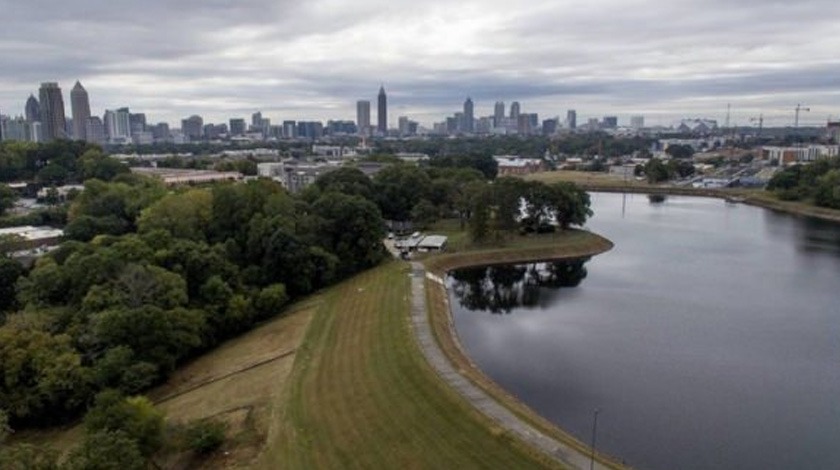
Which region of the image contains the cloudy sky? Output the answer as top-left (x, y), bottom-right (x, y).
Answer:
top-left (2, 0), bottom-right (839, 128)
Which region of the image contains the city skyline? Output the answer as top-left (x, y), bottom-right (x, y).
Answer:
top-left (1, 1), bottom-right (839, 127)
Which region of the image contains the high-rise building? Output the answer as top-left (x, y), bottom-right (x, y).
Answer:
top-left (282, 120), bottom-right (297, 139)
top-left (104, 108), bottom-right (131, 143)
top-left (251, 111), bottom-right (269, 134)
top-left (356, 100), bottom-right (371, 135)
top-left (602, 116), bottom-right (618, 129)
top-left (494, 101), bottom-right (505, 127)
top-left (151, 122), bottom-right (170, 142)
top-left (542, 118), bottom-right (558, 136)
top-left (229, 118), bottom-right (246, 136)
top-left (181, 115), bottom-right (204, 141)
top-left (38, 82), bottom-right (67, 141)
top-left (630, 115), bottom-right (645, 129)
top-left (566, 110), bottom-right (577, 129)
top-left (510, 101), bottom-right (521, 122)
top-left (129, 113), bottom-right (147, 135)
top-left (25, 94), bottom-right (40, 123)
top-left (377, 85), bottom-right (387, 134)
top-left (463, 97), bottom-right (474, 133)
top-left (85, 116), bottom-right (106, 145)
top-left (70, 81), bottom-right (91, 141)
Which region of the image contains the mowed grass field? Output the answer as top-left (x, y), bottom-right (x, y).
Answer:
top-left (263, 260), bottom-right (561, 470)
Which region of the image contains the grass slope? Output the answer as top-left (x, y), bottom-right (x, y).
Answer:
top-left (267, 260), bottom-right (560, 470)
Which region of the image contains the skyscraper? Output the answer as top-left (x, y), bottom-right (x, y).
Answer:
top-left (566, 110), bottom-right (577, 130)
top-left (104, 108), bottom-right (131, 143)
top-left (181, 115), bottom-right (204, 141)
top-left (377, 85), bottom-right (387, 134)
top-left (494, 101), bottom-right (505, 127)
top-left (25, 94), bottom-right (40, 123)
top-left (356, 100), bottom-right (371, 135)
top-left (463, 97), bottom-right (474, 133)
top-left (85, 116), bottom-right (106, 145)
top-left (229, 118), bottom-right (246, 136)
top-left (38, 82), bottom-right (67, 142)
top-left (510, 101), bottom-right (521, 122)
top-left (70, 81), bottom-right (91, 141)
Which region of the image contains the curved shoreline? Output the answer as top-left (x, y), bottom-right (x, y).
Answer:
top-left (574, 184), bottom-right (840, 224)
top-left (415, 232), bottom-right (630, 470)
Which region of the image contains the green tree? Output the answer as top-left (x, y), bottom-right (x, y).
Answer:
top-left (63, 430), bottom-right (145, 470)
top-left (311, 167), bottom-right (376, 201)
top-left (254, 283), bottom-right (289, 319)
top-left (0, 443), bottom-right (59, 470)
top-left (309, 192), bottom-right (385, 277)
top-left (0, 183), bottom-right (16, 216)
top-left (373, 165), bottom-right (432, 221)
top-left (0, 258), bottom-right (24, 314)
top-left (184, 418), bottom-right (228, 454)
top-left (410, 199), bottom-right (439, 229)
top-left (645, 158), bottom-right (671, 183)
top-left (665, 144), bottom-right (695, 159)
top-left (814, 169), bottom-right (840, 209)
top-left (551, 182), bottom-right (593, 229)
top-left (0, 326), bottom-right (91, 423)
top-left (83, 391), bottom-right (164, 457)
top-left (137, 189), bottom-right (213, 241)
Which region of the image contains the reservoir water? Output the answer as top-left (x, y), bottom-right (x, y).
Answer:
top-left (448, 193), bottom-right (840, 470)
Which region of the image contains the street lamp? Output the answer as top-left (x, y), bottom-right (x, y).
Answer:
top-left (590, 408), bottom-right (600, 470)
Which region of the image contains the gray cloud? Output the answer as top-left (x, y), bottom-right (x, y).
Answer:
top-left (1, 0), bottom-right (839, 127)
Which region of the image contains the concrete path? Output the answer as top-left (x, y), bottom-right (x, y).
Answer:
top-left (408, 261), bottom-right (614, 470)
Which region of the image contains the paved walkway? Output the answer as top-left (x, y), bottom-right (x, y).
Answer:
top-left (408, 261), bottom-right (614, 470)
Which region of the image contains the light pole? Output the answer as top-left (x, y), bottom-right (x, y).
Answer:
top-left (589, 408), bottom-right (600, 470)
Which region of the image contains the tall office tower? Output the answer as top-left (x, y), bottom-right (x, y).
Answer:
top-left (494, 101), bottom-right (505, 127)
top-left (630, 115), bottom-right (645, 129)
top-left (85, 116), bottom-right (106, 145)
top-left (282, 120), bottom-right (297, 139)
top-left (377, 85), bottom-right (387, 134)
top-left (104, 108), bottom-right (132, 142)
top-left (181, 115), bottom-right (204, 141)
top-left (151, 122), bottom-right (170, 141)
top-left (229, 118), bottom-right (246, 136)
top-left (566, 110), bottom-right (577, 129)
top-left (252, 111), bottom-right (262, 129)
top-left (510, 101), bottom-right (521, 122)
top-left (70, 81), bottom-right (91, 141)
top-left (602, 116), bottom-right (618, 128)
top-left (463, 97), bottom-right (474, 133)
top-left (129, 113), bottom-right (147, 135)
top-left (25, 94), bottom-right (41, 123)
top-left (542, 118), bottom-right (558, 136)
top-left (356, 100), bottom-right (371, 135)
top-left (38, 82), bottom-right (67, 141)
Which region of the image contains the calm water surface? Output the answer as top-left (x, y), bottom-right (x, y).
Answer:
top-left (448, 193), bottom-right (840, 470)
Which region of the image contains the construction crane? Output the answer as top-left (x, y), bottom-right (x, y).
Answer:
top-left (794, 104), bottom-right (810, 129)
top-left (750, 114), bottom-right (764, 138)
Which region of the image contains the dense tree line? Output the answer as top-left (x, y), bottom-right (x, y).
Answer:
top-left (767, 157), bottom-right (840, 208)
top-left (468, 177), bottom-right (592, 242)
top-left (0, 175), bottom-right (385, 430)
top-left (640, 158), bottom-right (696, 183)
top-left (0, 140), bottom-right (127, 185)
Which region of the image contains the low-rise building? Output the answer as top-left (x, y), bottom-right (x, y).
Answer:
top-left (494, 155), bottom-right (545, 176)
top-left (761, 145), bottom-right (840, 165)
top-left (130, 167), bottom-right (243, 185)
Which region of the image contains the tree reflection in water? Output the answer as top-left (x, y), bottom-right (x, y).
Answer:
top-left (449, 259), bottom-right (589, 314)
